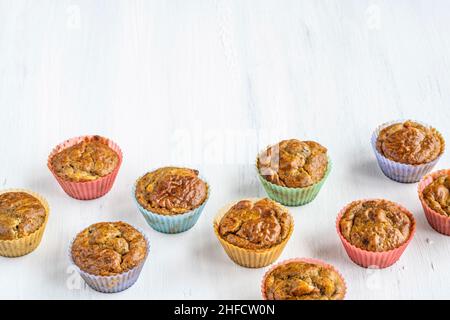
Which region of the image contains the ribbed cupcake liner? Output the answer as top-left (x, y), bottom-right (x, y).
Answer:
top-left (336, 199), bottom-right (416, 269)
top-left (260, 258), bottom-right (347, 300)
top-left (256, 158), bottom-right (332, 206)
top-left (47, 135), bottom-right (123, 200)
top-left (0, 189), bottom-right (50, 257)
top-left (68, 229), bottom-right (149, 293)
top-left (371, 120), bottom-right (445, 183)
top-left (418, 169), bottom-right (450, 236)
top-left (133, 176), bottom-right (209, 234)
top-left (213, 199), bottom-right (294, 268)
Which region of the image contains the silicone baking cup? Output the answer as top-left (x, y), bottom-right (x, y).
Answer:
top-left (133, 176), bottom-right (209, 234)
top-left (260, 258), bottom-right (347, 300)
top-left (418, 169), bottom-right (450, 236)
top-left (68, 229), bottom-right (149, 293)
top-left (336, 199), bottom-right (416, 269)
top-left (0, 189), bottom-right (50, 257)
top-left (371, 120), bottom-right (445, 183)
top-left (213, 199), bottom-right (294, 268)
top-left (47, 135), bottom-right (123, 200)
top-left (256, 157), bottom-right (332, 206)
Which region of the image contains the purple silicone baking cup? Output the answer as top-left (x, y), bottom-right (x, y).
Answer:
top-left (371, 120), bottom-right (444, 183)
top-left (68, 229), bottom-right (149, 293)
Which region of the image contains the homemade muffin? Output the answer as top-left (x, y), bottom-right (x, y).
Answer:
top-left (0, 192), bottom-right (47, 241)
top-left (339, 199), bottom-right (412, 252)
top-left (257, 139), bottom-right (328, 188)
top-left (218, 198), bottom-right (293, 250)
top-left (50, 136), bottom-right (119, 182)
top-left (135, 167), bottom-right (208, 215)
top-left (376, 120), bottom-right (443, 165)
top-left (264, 261), bottom-right (345, 300)
top-left (422, 174), bottom-right (450, 217)
top-left (71, 222), bottom-right (147, 276)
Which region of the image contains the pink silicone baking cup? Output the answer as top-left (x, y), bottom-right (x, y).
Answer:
top-left (47, 135), bottom-right (123, 200)
top-left (260, 258), bottom-right (347, 300)
top-left (336, 199), bottom-right (416, 269)
top-left (418, 169), bottom-right (450, 236)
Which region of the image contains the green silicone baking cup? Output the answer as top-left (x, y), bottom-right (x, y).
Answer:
top-left (256, 158), bottom-right (332, 206)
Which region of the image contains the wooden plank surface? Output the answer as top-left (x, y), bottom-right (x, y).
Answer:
top-left (0, 0), bottom-right (449, 299)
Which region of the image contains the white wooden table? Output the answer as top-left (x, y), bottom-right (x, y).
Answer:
top-left (0, 0), bottom-right (449, 300)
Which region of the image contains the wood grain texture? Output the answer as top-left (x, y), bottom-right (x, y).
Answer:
top-left (0, 0), bottom-right (449, 299)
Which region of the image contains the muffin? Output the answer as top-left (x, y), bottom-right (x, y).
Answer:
top-left (372, 120), bottom-right (444, 183)
top-left (262, 259), bottom-right (346, 300)
top-left (214, 198), bottom-right (294, 268)
top-left (48, 135), bottom-right (122, 200)
top-left (70, 221), bottom-right (148, 292)
top-left (418, 169), bottom-right (450, 235)
top-left (337, 199), bottom-right (416, 268)
top-left (134, 167), bottom-right (209, 233)
top-left (256, 139), bottom-right (331, 206)
top-left (376, 121), bottom-right (443, 165)
top-left (51, 136), bottom-right (119, 182)
top-left (0, 190), bottom-right (49, 257)
top-left (422, 174), bottom-right (450, 217)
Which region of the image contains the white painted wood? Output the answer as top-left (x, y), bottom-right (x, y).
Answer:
top-left (0, 0), bottom-right (449, 299)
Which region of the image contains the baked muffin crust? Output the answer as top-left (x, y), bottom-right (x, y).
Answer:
top-left (376, 120), bottom-right (443, 165)
top-left (71, 222), bottom-right (147, 276)
top-left (264, 261), bottom-right (345, 300)
top-left (257, 139), bottom-right (328, 188)
top-left (218, 198), bottom-right (292, 250)
top-left (50, 136), bottom-right (119, 182)
top-left (339, 200), bottom-right (412, 252)
top-left (423, 174), bottom-right (450, 217)
top-left (135, 167), bottom-right (208, 215)
top-left (0, 192), bottom-right (47, 241)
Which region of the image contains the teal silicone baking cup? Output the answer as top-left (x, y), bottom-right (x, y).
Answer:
top-left (256, 158), bottom-right (332, 206)
top-left (132, 178), bottom-right (209, 234)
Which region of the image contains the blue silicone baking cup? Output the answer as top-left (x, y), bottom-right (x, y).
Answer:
top-left (132, 177), bottom-right (209, 234)
top-left (68, 228), bottom-right (149, 293)
top-left (371, 120), bottom-right (445, 183)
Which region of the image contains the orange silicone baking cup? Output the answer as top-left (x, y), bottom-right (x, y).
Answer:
top-left (418, 169), bottom-right (450, 236)
top-left (336, 199), bottom-right (416, 269)
top-left (213, 198), bottom-right (294, 268)
top-left (47, 135), bottom-right (123, 200)
top-left (0, 189), bottom-right (50, 257)
top-left (260, 258), bottom-right (347, 300)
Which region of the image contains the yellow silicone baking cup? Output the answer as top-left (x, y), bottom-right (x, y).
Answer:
top-left (0, 189), bottom-right (50, 257)
top-left (213, 198), bottom-right (294, 268)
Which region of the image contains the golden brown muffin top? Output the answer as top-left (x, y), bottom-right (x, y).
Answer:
top-left (50, 136), bottom-right (119, 182)
top-left (71, 222), bottom-right (147, 276)
top-left (376, 120), bottom-right (443, 165)
top-left (135, 167), bottom-right (208, 215)
top-left (0, 192), bottom-right (47, 241)
top-left (340, 200), bottom-right (412, 252)
top-left (264, 261), bottom-right (345, 300)
top-left (423, 174), bottom-right (450, 217)
top-left (257, 139), bottom-right (328, 188)
top-left (218, 198), bottom-right (293, 250)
